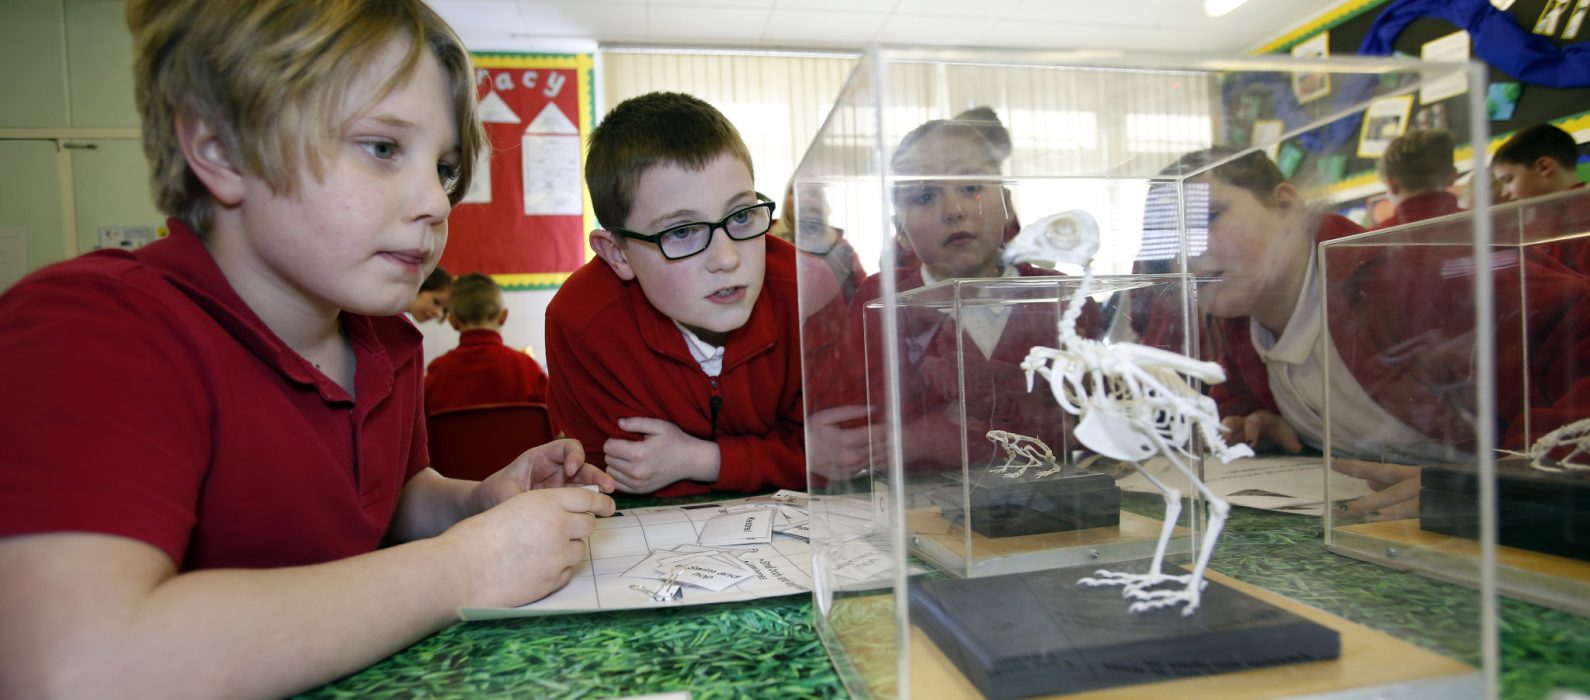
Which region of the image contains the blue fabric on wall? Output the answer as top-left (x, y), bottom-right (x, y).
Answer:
top-left (1361, 0), bottom-right (1590, 88)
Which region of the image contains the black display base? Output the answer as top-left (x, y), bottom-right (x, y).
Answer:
top-left (1419, 461), bottom-right (1589, 561)
top-left (934, 466), bottom-right (1120, 538)
top-left (909, 562), bottom-right (1341, 700)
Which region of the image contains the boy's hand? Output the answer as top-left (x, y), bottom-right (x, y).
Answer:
top-left (444, 488), bottom-right (614, 608)
top-left (807, 405), bottom-right (876, 481)
top-left (1222, 409), bottom-right (1303, 454)
top-left (1332, 459), bottom-right (1421, 521)
top-left (470, 438), bottom-right (616, 514)
top-left (604, 417), bottom-right (719, 493)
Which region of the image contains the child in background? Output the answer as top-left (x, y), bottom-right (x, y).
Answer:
top-left (839, 107), bottom-right (1087, 476)
top-left (407, 264), bottom-right (453, 322)
top-left (425, 272), bottom-right (549, 414)
top-left (1491, 123), bottom-right (1585, 203)
top-left (1374, 129), bottom-right (1461, 228)
top-left (1188, 148), bottom-right (1589, 520)
top-left (545, 92), bottom-right (805, 497)
top-left (1490, 123), bottom-right (1590, 273)
top-left (0, 2), bottom-right (614, 697)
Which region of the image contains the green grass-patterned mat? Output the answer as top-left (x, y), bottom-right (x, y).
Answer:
top-left (299, 498), bottom-right (1588, 700)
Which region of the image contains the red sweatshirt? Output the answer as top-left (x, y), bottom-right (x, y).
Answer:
top-left (424, 328), bottom-right (549, 415)
top-left (545, 236), bottom-right (805, 497)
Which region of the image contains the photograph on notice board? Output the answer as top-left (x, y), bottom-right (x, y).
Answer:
top-left (1357, 95), bottom-right (1414, 158)
top-left (1533, 0), bottom-right (1574, 35)
top-left (1487, 82), bottom-right (1523, 121)
top-left (1291, 33), bottom-right (1332, 104)
top-left (1414, 103), bottom-right (1450, 131)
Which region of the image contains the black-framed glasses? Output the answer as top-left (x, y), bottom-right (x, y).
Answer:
top-left (612, 193), bottom-right (776, 260)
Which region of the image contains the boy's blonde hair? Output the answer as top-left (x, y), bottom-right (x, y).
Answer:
top-left (129, 0), bottom-right (485, 233)
top-left (447, 272), bottom-right (504, 327)
top-left (585, 92), bottom-right (753, 231)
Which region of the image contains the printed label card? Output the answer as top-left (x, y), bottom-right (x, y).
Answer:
top-left (697, 508), bottom-right (774, 546)
top-left (673, 558), bottom-right (757, 592)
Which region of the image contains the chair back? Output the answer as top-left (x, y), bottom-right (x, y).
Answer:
top-left (426, 402), bottom-right (554, 481)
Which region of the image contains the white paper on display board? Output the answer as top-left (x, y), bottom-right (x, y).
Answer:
top-left (1419, 31), bottom-right (1471, 105)
top-left (522, 104), bottom-right (582, 216)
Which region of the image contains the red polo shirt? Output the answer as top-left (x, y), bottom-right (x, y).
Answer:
top-left (545, 236), bottom-right (805, 497)
top-left (0, 219), bottom-right (428, 570)
top-left (424, 328), bottom-right (549, 414)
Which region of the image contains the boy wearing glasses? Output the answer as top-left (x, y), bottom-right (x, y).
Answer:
top-left (545, 92), bottom-right (804, 496)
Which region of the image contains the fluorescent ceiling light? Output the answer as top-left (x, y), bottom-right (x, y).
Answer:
top-left (1204, 0), bottom-right (1249, 18)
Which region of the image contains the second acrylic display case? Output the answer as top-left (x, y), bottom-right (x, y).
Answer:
top-left (796, 46), bottom-right (1495, 699)
top-left (1323, 188), bottom-right (1590, 617)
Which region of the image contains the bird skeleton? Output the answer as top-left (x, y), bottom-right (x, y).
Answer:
top-left (1011, 210), bottom-right (1252, 616)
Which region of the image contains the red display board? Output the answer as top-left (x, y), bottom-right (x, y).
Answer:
top-left (443, 53), bottom-right (595, 290)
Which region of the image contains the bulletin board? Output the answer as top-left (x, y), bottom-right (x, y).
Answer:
top-left (1235, 0), bottom-right (1590, 203)
top-left (443, 53), bottom-right (597, 291)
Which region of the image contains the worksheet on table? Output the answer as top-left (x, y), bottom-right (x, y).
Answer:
top-left (459, 491), bottom-right (818, 620)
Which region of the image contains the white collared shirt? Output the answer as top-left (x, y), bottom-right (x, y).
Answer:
top-left (1252, 250), bottom-right (1464, 464)
top-left (675, 322), bottom-right (725, 377)
top-left (920, 265), bottom-right (1020, 360)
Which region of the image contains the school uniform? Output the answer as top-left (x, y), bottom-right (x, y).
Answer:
top-left (544, 236), bottom-right (804, 497)
top-left (1376, 190), bottom-right (1462, 229)
top-left (1527, 182), bottom-right (1590, 274)
top-left (424, 328), bottom-right (549, 414)
top-left (0, 219), bottom-right (427, 569)
top-left (1213, 213), bottom-right (1590, 460)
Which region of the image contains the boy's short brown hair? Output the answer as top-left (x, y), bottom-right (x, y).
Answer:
top-left (1378, 129), bottom-right (1456, 193)
top-left (129, 0), bottom-right (485, 233)
top-left (447, 273), bottom-right (503, 326)
top-left (585, 92), bottom-right (754, 231)
top-left (1493, 123), bottom-right (1579, 170)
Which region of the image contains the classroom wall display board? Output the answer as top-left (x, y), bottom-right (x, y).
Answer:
top-left (1244, 0), bottom-right (1590, 218)
top-left (443, 53), bottom-right (596, 291)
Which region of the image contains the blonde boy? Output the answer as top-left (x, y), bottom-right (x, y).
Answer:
top-left (0, 1), bottom-right (613, 697)
top-left (546, 92), bottom-right (805, 497)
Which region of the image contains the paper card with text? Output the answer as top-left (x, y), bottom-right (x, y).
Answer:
top-left (697, 509), bottom-right (774, 546)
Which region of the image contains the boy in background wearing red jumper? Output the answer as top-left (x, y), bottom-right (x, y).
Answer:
top-left (546, 92), bottom-right (805, 497)
top-left (1374, 129), bottom-right (1462, 229)
top-left (425, 272), bottom-right (549, 414)
top-left (0, 2), bottom-right (613, 698)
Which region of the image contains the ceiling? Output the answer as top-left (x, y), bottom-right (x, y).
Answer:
top-left (433, 0), bottom-right (1330, 55)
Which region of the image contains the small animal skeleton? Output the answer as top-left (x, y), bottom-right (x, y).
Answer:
top-left (1011, 210), bottom-right (1252, 616)
top-left (1510, 417), bottom-right (1590, 473)
top-left (985, 429), bottom-right (1063, 479)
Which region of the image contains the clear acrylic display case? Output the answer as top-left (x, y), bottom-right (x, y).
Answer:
top-left (796, 46), bottom-right (1494, 699)
top-left (1323, 187), bottom-right (1590, 617)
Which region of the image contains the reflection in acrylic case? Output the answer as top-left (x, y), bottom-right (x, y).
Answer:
top-left (1323, 187), bottom-right (1590, 618)
top-left (796, 47), bottom-right (1493, 700)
